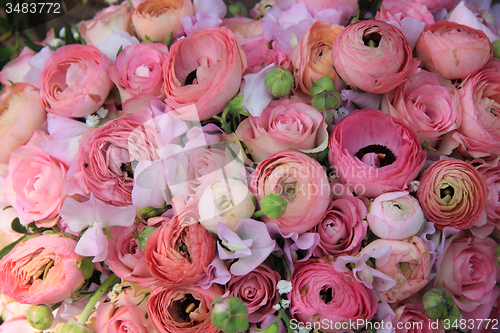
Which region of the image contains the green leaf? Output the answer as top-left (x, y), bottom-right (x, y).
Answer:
top-left (0, 46), bottom-right (15, 63)
top-left (116, 45), bottom-right (123, 58)
top-left (2, 205), bottom-right (12, 211)
top-left (11, 218), bottom-right (29, 234)
top-left (77, 256), bottom-right (95, 279)
top-left (27, 222), bottom-right (47, 233)
top-left (144, 35), bottom-right (155, 42)
top-left (102, 227), bottom-right (114, 241)
top-left (163, 31), bottom-right (173, 47)
top-left (0, 235), bottom-right (27, 260)
top-left (24, 40), bottom-right (43, 52)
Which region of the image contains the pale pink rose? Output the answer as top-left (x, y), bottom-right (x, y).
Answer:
top-left (249, 150), bottom-right (331, 234)
top-left (328, 109), bottom-right (427, 198)
top-left (236, 100), bottom-right (328, 162)
top-left (3, 131), bottom-right (66, 227)
top-left (39, 44), bottom-right (113, 118)
top-left (105, 227), bottom-right (157, 288)
top-left (290, 260), bottom-right (378, 332)
top-left (361, 236), bottom-right (431, 303)
top-left (297, 0), bottom-right (359, 14)
top-left (412, 0), bottom-right (458, 11)
top-left (148, 284), bottom-right (223, 333)
top-left (290, 21), bottom-right (344, 96)
top-left (471, 157), bottom-right (500, 230)
top-left (436, 234), bottom-right (498, 312)
top-left (331, 20), bottom-right (420, 94)
top-left (0, 234), bottom-right (87, 304)
top-left (163, 27), bottom-right (246, 121)
top-left (376, 0), bottom-right (435, 25)
top-left (78, 1), bottom-right (133, 46)
top-left (0, 47), bottom-right (36, 86)
top-left (460, 286), bottom-right (500, 333)
top-left (455, 61), bottom-right (500, 158)
top-left (415, 21), bottom-right (492, 80)
top-left (108, 43), bottom-right (168, 103)
top-left (392, 300), bottom-right (445, 333)
top-left (240, 37), bottom-right (290, 75)
top-left (368, 192), bottom-right (425, 240)
top-left (226, 263), bottom-right (280, 323)
top-left (221, 17), bottom-right (264, 39)
top-left (380, 70), bottom-right (460, 155)
top-left (95, 302), bottom-right (149, 333)
top-left (132, 0), bottom-right (194, 42)
top-left (0, 83), bottom-right (46, 164)
top-left (447, 1), bottom-right (500, 42)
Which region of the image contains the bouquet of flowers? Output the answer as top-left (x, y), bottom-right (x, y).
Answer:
top-left (0, 0), bottom-right (499, 332)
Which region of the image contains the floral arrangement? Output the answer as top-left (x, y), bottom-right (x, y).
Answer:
top-left (0, 0), bottom-right (500, 332)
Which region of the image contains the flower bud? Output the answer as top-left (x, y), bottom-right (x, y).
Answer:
top-left (496, 243), bottom-right (500, 266)
top-left (312, 91), bottom-right (342, 111)
top-left (263, 323), bottom-right (279, 333)
top-left (309, 76), bottom-right (336, 96)
top-left (228, 2), bottom-right (249, 17)
top-left (211, 296), bottom-right (249, 333)
top-left (27, 305), bottom-right (54, 330)
top-left (60, 322), bottom-right (95, 333)
top-left (260, 193), bottom-right (287, 219)
top-left (422, 288), bottom-right (459, 321)
top-left (138, 227), bottom-right (156, 251)
top-left (265, 67), bottom-right (294, 97)
top-left (493, 39), bottom-right (500, 59)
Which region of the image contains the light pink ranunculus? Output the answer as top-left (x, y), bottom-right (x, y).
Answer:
top-left (108, 43), bottom-right (168, 103)
top-left (95, 302), bottom-right (149, 333)
top-left (436, 234), bottom-right (498, 312)
top-left (78, 1), bottom-right (133, 46)
top-left (447, 1), bottom-right (500, 43)
top-left (415, 21), bottom-right (492, 80)
top-left (392, 300), bottom-right (445, 333)
top-left (240, 37), bottom-right (290, 75)
top-left (132, 0), bottom-right (194, 42)
top-left (0, 83), bottom-right (46, 164)
top-left (289, 260), bottom-right (378, 332)
top-left (328, 109), bottom-right (426, 198)
top-left (0, 47), bottom-right (36, 86)
top-left (368, 191), bottom-right (425, 240)
top-left (375, 0), bottom-right (435, 25)
top-left (249, 150), bottom-right (331, 234)
top-left (236, 99), bottom-right (328, 162)
top-left (0, 234), bottom-right (87, 304)
top-left (297, 0), bottom-right (359, 14)
top-left (331, 20), bottom-right (419, 94)
top-left (163, 27), bottom-right (246, 121)
top-left (39, 44), bottom-right (113, 118)
top-left (471, 157), bottom-right (500, 230)
top-left (361, 237), bottom-right (431, 303)
top-left (221, 17), bottom-right (264, 40)
top-left (412, 0), bottom-right (458, 11)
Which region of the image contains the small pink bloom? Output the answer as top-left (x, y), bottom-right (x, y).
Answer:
top-left (0, 47), bottom-right (36, 86)
top-left (392, 300), bottom-right (445, 333)
top-left (376, 0), bottom-right (435, 25)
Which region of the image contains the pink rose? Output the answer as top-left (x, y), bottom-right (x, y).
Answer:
top-left (108, 43), bottom-right (168, 103)
top-left (132, 0), bottom-right (194, 42)
top-left (148, 284), bottom-right (223, 333)
top-left (3, 131), bottom-right (66, 227)
top-left (95, 302), bottom-right (150, 333)
top-left (39, 44), bottom-right (113, 118)
top-left (249, 150), bottom-right (331, 234)
top-left (460, 286), bottom-right (499, 333)
top-left (0, 317), bottom-right (35, 333)
top-left (392, 300), bottom-right (445, 333)
top-left (328, 109), bottom-right (426, 198)
top-left (361, 237), bottom-right (431, 303)
top-left (415, 21), bottom-right (492, 80)
top-left (471, 157), bottom-right (500, 230)
top-left (163, 27), bottom-right (246, 121)
top-left (412, 0), bottom-right (458, 11)
top-left (0, 234), bottom-right (87, 304)
top-left (221, 17), bottom-right (264, 40)
top-left (436, 234), bottom-right (498, 312)
top-left (0, 47), bottom-right (36, 86)
top-left (331, 20), bottom-right (419, 94)
top-left (78, 2), bottom-right (133, 46)
top-left (416, 158), bottom-right (487, 230)
top-left (381, 70), bottom-right (460, 155)
top-left (236, 99), bottom-right (329, 162)
top-left (226, 263), bottom-right (280, 323)
top-left (289, 260), bottom-right (378, 332)
top-left (375, 0), bottom-right (435, 25)
top-left (0, 83), bottom-right (46, 164)
top-left (297, 0), bottom-right (359, 14)
top-left (240, 37), bottom-right (290, 75)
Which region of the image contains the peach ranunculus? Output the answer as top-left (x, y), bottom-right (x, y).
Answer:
top-left (221, 17), bottom-right (264, 40)
top-left (3, 131), bottom-right (66, 227)
top-left (163, 27), bottom-right (247, 121)
top-left (415, 21), bottom-right (492, 80)
top-left (416, 158), bottom-right (487, 230)
top-left (236, 99), bottom-right (329, 162)
top-left (0, 83), bottom-right (46, 164)
top-left (375, 0), bottom-right (435, 25)
top-left (290, 21), bottom-right (344, 96)
top-left (147, 284), bottom-right (223, 333)
top-left (249, 150), bottom-right (331, 234)
top-left (331, 20), bottom-right (419, 94)
top-left (108, 42), bottom-right (169, 103)
top-left (132, 0), bottom-right (194, 43)
top-left (78, 1), bottom-right (133, 46)
top-left (0, 233), bottom-right (87, 304)
top-left (39, 44), bottom-right (113, 118)
top-left (360, 236), bottom-right (431, 303)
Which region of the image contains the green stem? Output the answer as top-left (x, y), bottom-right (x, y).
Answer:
top-left (77, 274), bottom-right (120, 325)
top-left (276, 293), bottom-right (293, 333)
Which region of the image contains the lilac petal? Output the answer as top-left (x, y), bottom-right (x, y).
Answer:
top-left (193, 0), bottom-right (226, 18)
top-left (132, 160), bottom-right (170, 209)
top-left (93, 197), bottom-right (136, 229)
top-left (75, 222), bottom-right (108, 263)
top-left (25, 46), bottom-right (54, 88)
top-left (195, 256), bottom-right (231, 289)
top-left (59, 196), bottom-right (96, 232)
top-left (217, 222), bottom-right (253, 260)
top-left (241, 64), bottom-right (275, 117)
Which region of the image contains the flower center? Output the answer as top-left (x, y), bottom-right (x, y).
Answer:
top-left (440, 185), bottom-right (455, 204)
top-left (185, 69), bottom-right (198, 85)
top-left (320, 286), bottom-right (333, 304)
top-left (355, 144), bottom-right (396, 167)
top-left (363, 32), bottom-right (382, 47)
top-left (176, 293), bottom-right (200, 322)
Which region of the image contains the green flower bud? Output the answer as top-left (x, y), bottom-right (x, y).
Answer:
top-left (260, 193), bottom-right (287, 219)
top-left (312, 91), bottom-right (342, 111)
top-left (60, 322), bottom-right (95, 333)
top-left (265, 67), bottom-right (294, 97)
top-left (263, 323), bottom-right (279, 333)
top-left (211, 296), bottom-right (249, 333)
top-left (309, 76), bottom-right (336, 96)
top-left (494, 39), bottom-right (500, 60)
top-left (228, 2), bottom-right (249, 17)
top-left (27, 305), bottom-right (54, 330)
top-left (422, 288), bottom-right (458, 321)
top-left (138, 227), bottom-right (156, 251)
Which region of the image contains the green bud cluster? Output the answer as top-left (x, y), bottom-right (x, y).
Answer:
top-left (265, 67), bottom-right (294, 97)
top-left (309, 76), bottom-right (342, 111)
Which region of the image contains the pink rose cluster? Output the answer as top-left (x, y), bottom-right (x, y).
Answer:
top-left (0, 0), bottom-right (500, 332)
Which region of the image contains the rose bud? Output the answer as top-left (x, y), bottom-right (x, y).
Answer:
top-left (367, 191), bottom-right (425, 240)
top-left (422, 288), bottom-right (460, 321)
top-left (26, 305), bottom-right (54, 330)
top-left (416, 21), bottom-right (492, 80)
top-left (265, 67), bottom-right (294, 97)
top-left (60, 322), bottom-right (95, 333)
top-left (211, 296), bottom-right (249, 333)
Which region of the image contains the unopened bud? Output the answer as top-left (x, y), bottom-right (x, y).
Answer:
top-left (228, 2), bottom-right (248, 17)
top-left (260, 194), bottom-right (287, 219)
top-left (312, 91), bottom-right (342, 111)
top-left (309, 76), bottom-right (335, 96)
top-left (60, 322), bottom-right (95, 333)
top-left (27, 305), bottom-right (54, 330)
top-left (211, 296), bottom-right (249, 333)
top-left (138, 227), bottom-right (156, 251)
top-left (422, 288), bottom-right (458, 321)
top-left (265, 67), bottom-right (294, 97)
top-left (263, 323), bottom-right (279, 333)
